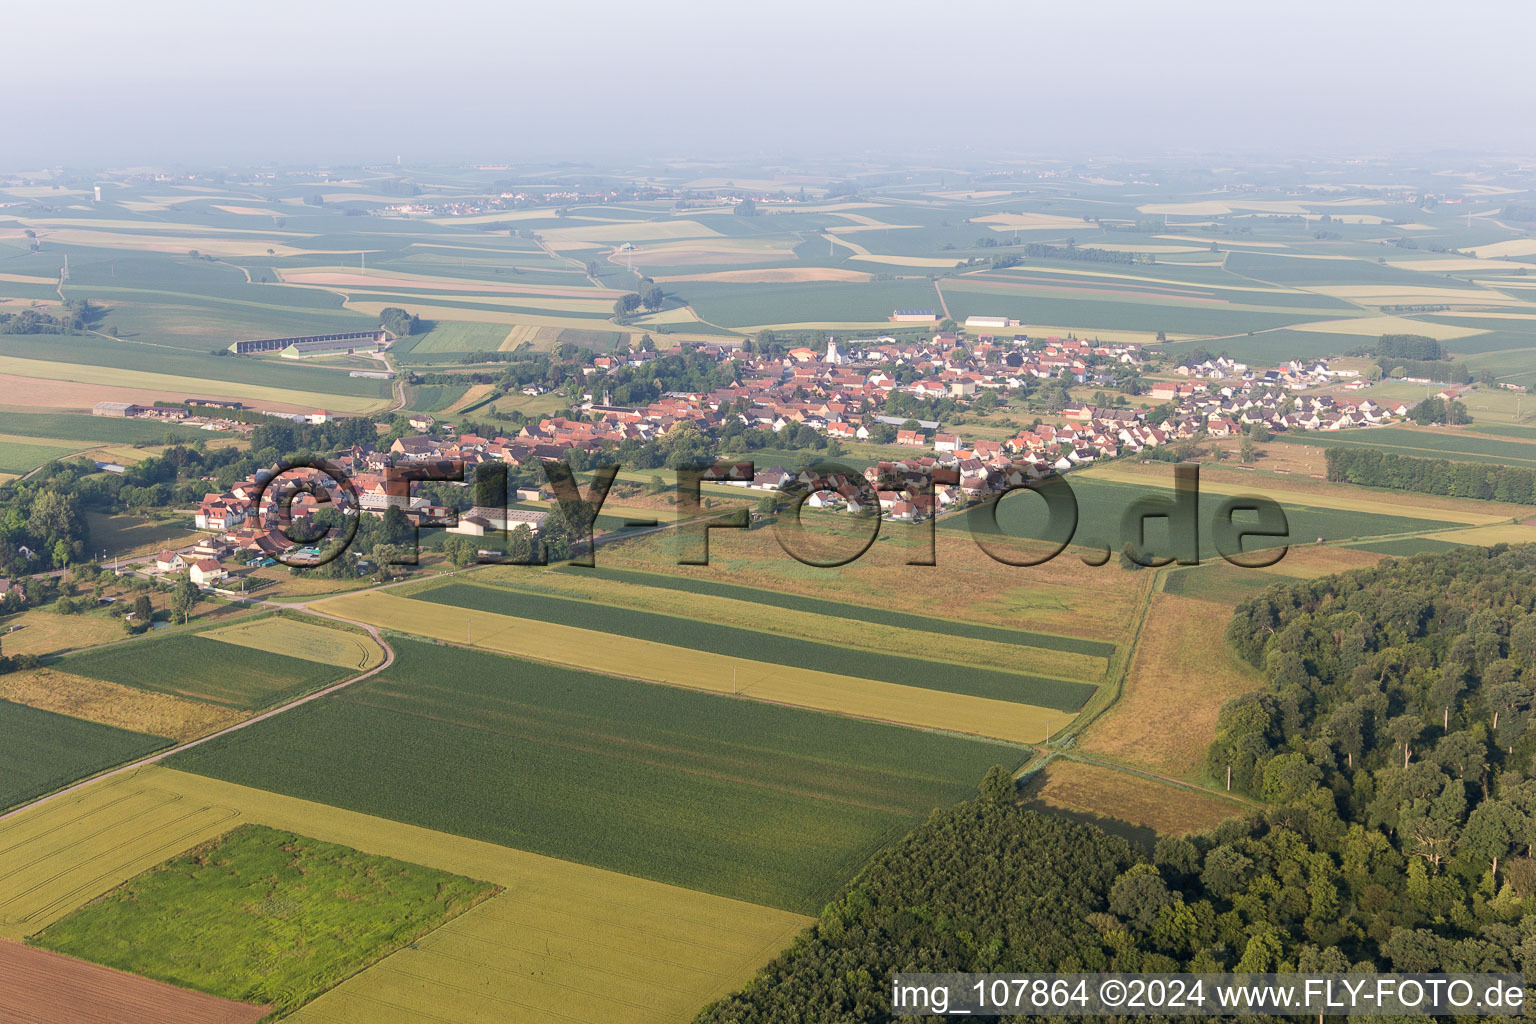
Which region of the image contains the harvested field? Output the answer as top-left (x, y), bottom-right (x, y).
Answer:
top-left (1080, 594), bottom-right (1261, 778)
top-left (0, 668), bottom-right (242, 742)
top-left (0, 940), bottom-right (268, 1024)
top-left (1024, 761), bottom-right (1244, 837)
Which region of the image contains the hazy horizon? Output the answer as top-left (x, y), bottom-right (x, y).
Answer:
top-left (5, 0), bottom-right (1535, 168)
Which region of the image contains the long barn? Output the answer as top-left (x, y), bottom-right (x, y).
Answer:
top-left (229, 329), bottom-right (387, 355)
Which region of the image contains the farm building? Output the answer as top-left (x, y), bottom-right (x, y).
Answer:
top-left (891, 309), bottom-right (938, 323)
top-left (92, 402), bottom-right (144, 417)
top-left (228, 329), bottom-right (388, 356)
top-left (447, 507), bottom-right (548, 537)
top-left (965, 315), bottom-right (1012, 329)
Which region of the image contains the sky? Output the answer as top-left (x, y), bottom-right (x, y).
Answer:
top-left (4, 0), bottom-right (1533, 168)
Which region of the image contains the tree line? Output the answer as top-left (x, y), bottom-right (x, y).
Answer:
top-left (1324, 446), bottom-right (1535, 504)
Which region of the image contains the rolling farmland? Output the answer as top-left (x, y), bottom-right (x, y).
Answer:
top-left (0, 764), bottom-right (809, 1024)
top-left (168, 637), bottom-right (1024, 912)
top-left (312, 590), bottom-right (1079, 741)
top-left (412, 580), bottom-right (1098, 709)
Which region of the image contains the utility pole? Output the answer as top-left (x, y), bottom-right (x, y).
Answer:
top-left (1226, 765), bottom-right (1232, 791)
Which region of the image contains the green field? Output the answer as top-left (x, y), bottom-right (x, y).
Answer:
top-left (554, 565), bottom-right (1116, 658)
top-left (404, 383), bottom-right (469, 412)
top-left (168, 637), bottom-right (1021, 913)
top-left (0, 440), bottom-right (83, 474)
top-left (0, 698), bottom-right (169, 809)
top-left (31, 824), bottom-right (497, 1014)
top-left (0, 410), bottom-right (225, 444)
top-left (1275, 427), bottom-right (1536, 469)
top-left (412, 581), bottom-right (1097, 710)
top-left (1349, 536), bottom-right (1464, 556)
top-left (941, 474), bottom-right (1459, 557)
top-left (61, 633), bottom-right (355, 709)
top-left (402, 320), bottom-right (509, 356)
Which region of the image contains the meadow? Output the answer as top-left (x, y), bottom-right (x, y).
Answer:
top-left (168, 637), bottom-right (1022, 913)
top-left (0, 699), bottom-right (168, 810)
top-left (413, 581), bottom-right (1097, 710)
top-left (0, 439), bottom-right (86, 474)
top-left (60, 632), bottom-right (357, 710)
top-left (31, 824), bottom-right (497, 1014)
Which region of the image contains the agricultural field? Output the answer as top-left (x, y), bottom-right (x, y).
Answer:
top-left (1275, 426), bottom-right (1536, 470)
top-left (412, 580), bottom-right (1097, 709)
top-left (168, 637), bottom-right (1024, 912)
top-left (0, 667), bottom-right (242, 741)
top-left (944, 467), bottom-right (1468, 561)
top-left (198, 615), bottom-right (384, 671)
top-left (313, 590), bottom-right (1077, 741)
top-left (0, 699), bottom-right (168, 810)
top-left (549, 564), bottom-right (1116, 657)
top-left (60, 631), bottom-right (359, 710)
top-left (0, 765), bottom-right (808, 1024)
top-left (31, 824), bottom-right (498, 1015)
top-left (85, 512), bottom-right (197, 558)
top-left (0, 605), bottom-right (130, 658)
top-left (0, 942), bottom-right (268, 1024)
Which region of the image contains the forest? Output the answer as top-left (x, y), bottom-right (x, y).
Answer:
top-left (697, 547), bottom-right (1536, 1022)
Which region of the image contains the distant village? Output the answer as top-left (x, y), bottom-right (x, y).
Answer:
top-left (88, 317), bottom-right (1424, 592)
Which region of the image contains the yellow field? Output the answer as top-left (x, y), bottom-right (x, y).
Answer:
top-left (0, 355), bottom-right (386, 414)
top-left (1137, 198), bottom-right (1383, 215)
top-left (289, 886), bottom-right (801, 1024)
top-left (973, 211), bottom-right (1102, 230)
top-left (0, 767), bottom-right (808, 1024)
top-left (0, 272), bottom-right (58, 286)
top-left (1386, 257), bottom-right (1532, 273)
top-left (1003, 264), bottom-right (1308, 294)
top-left (1308, 284), bottom-right (1530, 307)
top-left (0, 667), bottom-right (243, 741)
top-left (1081, 463), bottom-right (1508, 525)
top-left (1289, 314), bottom-right (1488, 340)
top-left (0, 608), bottom-right (127, 657)
top-left (278, 267), bottom-right (621, 298)
top-left (200, 617), bottom-right (384, 670)
top-left (314, 590), bottom-right (1075, 743)
top-left (1463, 239), bottom-right (1536, 260)
top-left (849, 253), bottom-right (966, 268)
top-left (1428, 522), bottom-right (1536, 546)
top-left (537, 220), bottom-right (722, 245)
top-left (29, 229), bottom-right (311, 258)
top-left (656, 268), bottom-right (874, 284)
top-left (345, 299), bottom-right (628, 334)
